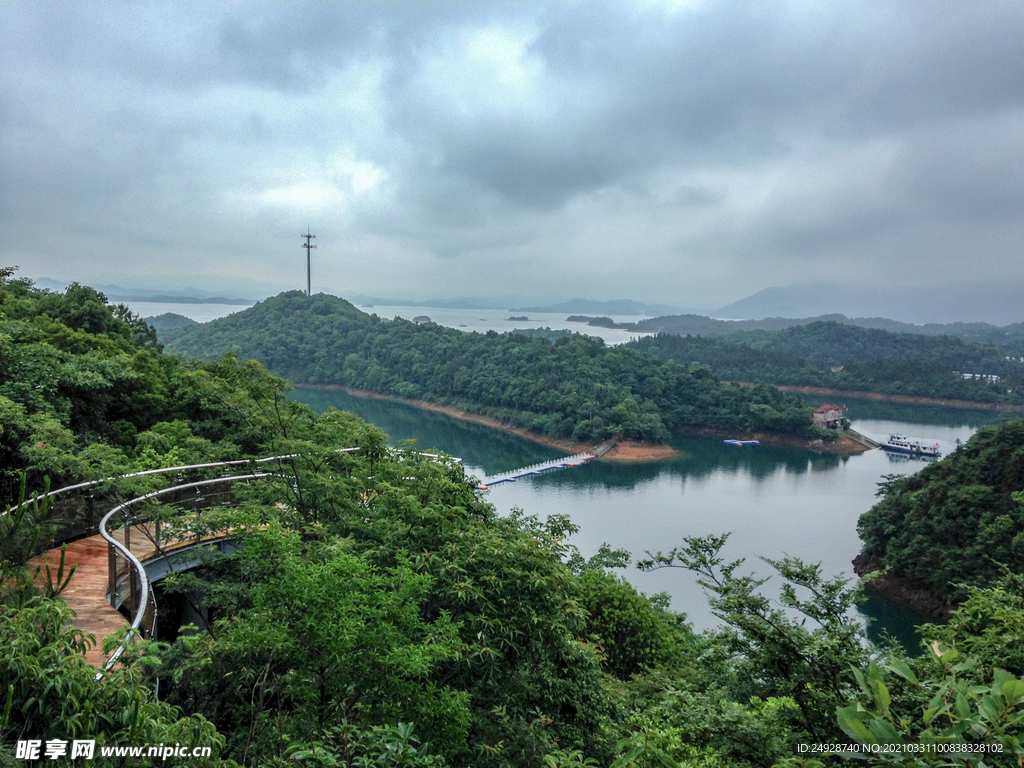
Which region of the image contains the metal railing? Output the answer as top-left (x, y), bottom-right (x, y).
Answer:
top-left (6, 446), bottom-right (467, 679)
top-left (96, 472), bottom-right (272, 677)
top-left (5, 456), bottom-right (290, 551)
top-left (4, 452), bottom-right (361, 532)
top-left (4, 453), bottom-right (352, 679)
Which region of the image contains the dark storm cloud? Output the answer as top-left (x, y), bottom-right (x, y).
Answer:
top-left (2, 1), bottom-right (1023, 315)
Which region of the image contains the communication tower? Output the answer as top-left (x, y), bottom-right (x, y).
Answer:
top-left (301, 228), bottom-right (316, 296)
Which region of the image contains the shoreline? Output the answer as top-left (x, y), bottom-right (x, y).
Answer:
top-left (749, 383), bottom-right (1024, 413)
top-left (296, 384), bottom-right (679, 461)
top-left (853, 554), bottom-right (954, 624)
top-left (674, 424), bottom-right (869, 455)
top-left (294, 384), bottom-right (867, 458)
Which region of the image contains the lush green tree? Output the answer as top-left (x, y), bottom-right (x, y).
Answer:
top-left (775, 573), bottom-right (1024, 767)
top-left (629, 322), bottom-right (1024, 405)
top-left (167, 291), bottom-right (812, 443)
top-left (637, 534), bottom-right (870, 760)
top-left (858, 419), bottom-right (1024, 604)
top-left (0, 598), bottom-right (230, 767)
top-left (0, 482), bottom-right (232, 767)
top-left (161, 528), bottom-right (468, 764)
top-left (576, 569), bottom-right (689, 680)
top-left (7, 268), bottom-right (1024, 768)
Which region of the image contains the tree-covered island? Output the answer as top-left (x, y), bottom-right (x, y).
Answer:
top-left (165, 290), bottom-right (821, 451)
top-left (628, 323), bottom-right (1024, 408)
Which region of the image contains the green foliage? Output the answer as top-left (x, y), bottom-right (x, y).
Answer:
top-left (630, 322), bottom-right (1024, 405)
top-left (0, 476), bottom-right (56, 585)
top-left (835, 659), bottom-right (1024, 764)
top-left (6, 268), bottom-right (1024, 768)
top-left (161, 528), bottom-right (468, 764)
top-left (858, 419), bottom-right (1024, 603)
top-left (0, 597), bottom-right (230, 766)
top-left (0, 270), bottom-right (254, 492)
top-left (577, 569), bottom-right (689, 679)
top-left (639, 534), bottom-right (869, 747)
top-left (146, 312), bottom-right (201, 346)
top-left (144, 383), bottom-right (610, 766)
top-left (917, 571), bottom-right (1024, 679)
top-left (39, 543), bottom-right (76, 598)
top-left (286, 722), bottom-right (451, 767)
top-left (505, 327), bottom-right (574, 343)
top-left (167, 290), bottom-right (812, 443)
top-left (156, 487), bottom-right (612, 766)
top-left (633, 311), bottom-right (1024, 355)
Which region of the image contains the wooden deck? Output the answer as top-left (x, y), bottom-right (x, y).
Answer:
top-left (29, 520), bottom-right (208, 669)
top-left (30, 536), bottom-right (128, 668)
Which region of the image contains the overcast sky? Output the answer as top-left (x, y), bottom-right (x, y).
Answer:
top-left (2, 1), bottom-right (1023, 313)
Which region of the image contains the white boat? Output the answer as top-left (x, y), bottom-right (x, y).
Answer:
top-left (881, 434), bottom-right (941, 458)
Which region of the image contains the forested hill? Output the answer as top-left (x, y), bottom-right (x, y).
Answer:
top-left (168, 290), bottom-right (813, 443)
top-left (0, 270), bottom-right (318, 493)
top-left (858, 418), bottom-right (1024, 604)
top-left (634, 312), bottom-right (1024, 350)
top-left (628, 321), bottom-right (1024, 405)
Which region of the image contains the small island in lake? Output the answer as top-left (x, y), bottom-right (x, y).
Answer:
top-left (567, 314), bottom-right (635, 329)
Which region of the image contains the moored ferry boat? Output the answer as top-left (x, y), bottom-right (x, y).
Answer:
top-left (881, 433), bottom-right (941, 458)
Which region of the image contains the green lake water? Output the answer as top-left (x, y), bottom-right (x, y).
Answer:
top-left (291, 386), bottom-right (1003, 651)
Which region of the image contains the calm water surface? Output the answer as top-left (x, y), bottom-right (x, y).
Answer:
top-left (369, 305), bottom-right (653, 345)
top-left (292, 386), bottom-right (1003, 650)
top-left (130, 301), bottom-right (251, 322)
top-left (135, 302), bottom-right (650, 345)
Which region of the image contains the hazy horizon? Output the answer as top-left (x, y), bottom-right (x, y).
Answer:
top-left (25, 273), bottom-right (1024, 326)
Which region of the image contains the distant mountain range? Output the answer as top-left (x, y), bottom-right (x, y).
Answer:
top-left (712, 284), bottom-right (1024, 326)
top-left (343, 285), bottom-right (1024, 324)
top-left (142, 285), bottom-right (1024, 357)
top-left (632, 313), bottom-right (1024, 351)
top-left (32, 278), bottom-right (254, 305)
top-left (31, 272), bottom-right (1023, 326)
top-left (347, 296), bottom-right (505, 310)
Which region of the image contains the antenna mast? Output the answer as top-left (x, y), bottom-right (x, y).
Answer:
top-left (301, 227), bottom-right (316, 296)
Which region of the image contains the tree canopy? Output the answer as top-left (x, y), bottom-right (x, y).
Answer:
top-left (166, 291), bottom-right (813, 444)
top-left (630, 322), bottom-right (1024, 405)
top-left (858, 418), bottom-right (1024, 604)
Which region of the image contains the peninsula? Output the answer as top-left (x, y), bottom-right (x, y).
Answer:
top-left (166, 291), bottom-right (825, 455)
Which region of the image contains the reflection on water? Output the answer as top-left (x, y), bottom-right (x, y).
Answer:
top-left (524, 437), bottom-right (850, 493)
top-left (292, 385), bottom-right (984, 653)
top-left (883, 451), bottom-right (939, 467)
top-left (860, 592), bottom-right (930, 653)
top-left (292, 387), bottom-right (565, 478)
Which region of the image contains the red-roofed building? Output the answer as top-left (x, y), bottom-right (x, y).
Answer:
top-left (812, 404), bottom-right (844, 430)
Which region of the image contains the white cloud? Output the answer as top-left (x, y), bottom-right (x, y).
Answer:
top-left (3, 0), bottom-right (1023, 318)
